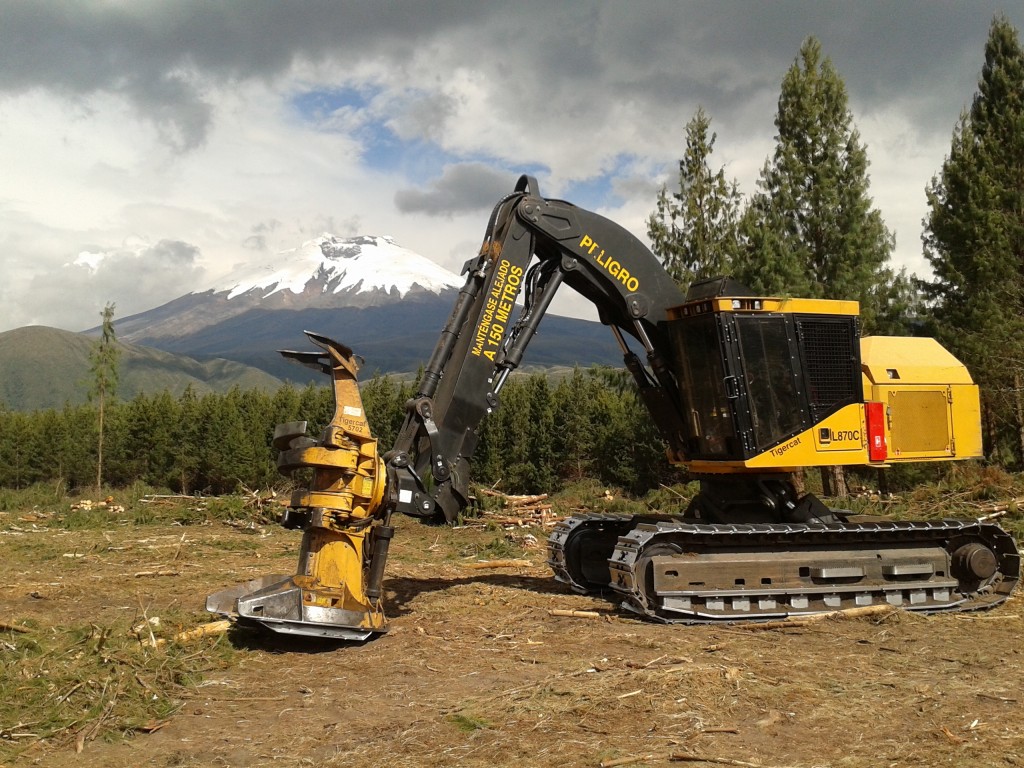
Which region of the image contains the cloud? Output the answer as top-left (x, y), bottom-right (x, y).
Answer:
top-left (0, 2), bottom-right (1014, 164)
top-left (1, 1), bottom-right (1023, 333)
top-left (395, 163), bottom-right (514, 216)
top-left (243, 220), bottom-right (282, 252)
top-left (24, 238), bottom-right (205, 330)
top-left (0, 2), bottom-right (491, 150)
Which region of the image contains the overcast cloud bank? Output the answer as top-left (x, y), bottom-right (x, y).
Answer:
top-left (0, 1), bottom-right (1020, 331)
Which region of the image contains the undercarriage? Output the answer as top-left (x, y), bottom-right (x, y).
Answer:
top-left (548, 475), bottom-right (1019, 626)
top-left (548, 483), bottom-right (1020, 623)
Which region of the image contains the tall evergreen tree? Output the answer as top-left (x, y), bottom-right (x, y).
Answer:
top-left (88, 303), bottom-right (121, 492)
top-left (173, 386), bottom-right (201, 493)
top-left (922, 15), bottom-right (1024, 465)
top-left (525, 375), bottom-right (557, 491)
top-left (0, 412), bottom-right (36, 488)
top-left (739, 38), bottom-right (912, 334)
top-left (552, 369), bottom-right (599, 482)
top-left (61, 404), bottom-right (98, 490)
top-left (648, 107), bottom-right (743, 288)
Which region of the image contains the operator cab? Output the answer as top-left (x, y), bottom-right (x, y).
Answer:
top-left (666, 277), bottom-right (862, 464)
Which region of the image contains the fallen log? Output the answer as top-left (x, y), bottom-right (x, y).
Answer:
top-left (508, 493), bottom-right (549, 507)
top-left (736, 603), bottom-right (896, 630)
top-left (601, 752), bottom-right (799, 768)
top-left (478, 489), bottom-right (549, 506)
top-left (154, 619), bottom-right (231, 647)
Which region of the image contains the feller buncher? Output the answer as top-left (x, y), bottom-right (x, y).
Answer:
top-left (207, 176), bottom-right (1019, 640)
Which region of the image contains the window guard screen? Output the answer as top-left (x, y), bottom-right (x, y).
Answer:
top-left (735, 315), bottom-right (808, 451)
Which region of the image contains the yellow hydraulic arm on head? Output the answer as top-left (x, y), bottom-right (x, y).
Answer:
top-left (206, 332), bottom-right (392, 640)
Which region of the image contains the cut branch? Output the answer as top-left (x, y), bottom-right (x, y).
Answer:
top-left (548, 609), bottom-right (601, 619)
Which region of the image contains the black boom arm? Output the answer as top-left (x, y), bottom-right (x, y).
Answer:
top-left (385, 176), bottom-right (686, 523)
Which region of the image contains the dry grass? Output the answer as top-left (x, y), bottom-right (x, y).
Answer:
top-left (0, 615), bottom-right (236, 761)
top-left (0, 480), bottom-right (1022, 767)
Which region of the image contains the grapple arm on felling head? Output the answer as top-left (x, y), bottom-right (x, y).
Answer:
top-left (205, 332), bottom-right (391, 640)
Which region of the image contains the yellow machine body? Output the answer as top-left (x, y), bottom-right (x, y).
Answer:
top-left (669, 295), bottom-right (983, 475)
top-left (860, 336), bottom-right (983, 462)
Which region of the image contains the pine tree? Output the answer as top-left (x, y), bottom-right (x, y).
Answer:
top-left (922, 15), bottom-right (1024, 465)
top-left (361, 375), bottom-right (415, 450)
top-left (648, 107), bottom-right (743, 288)
top-left (0, 412), bottom-right (35, 488)
top-left (174, 386), bottom-right (201, 493)
top-left (739, 38), bottom-right (915, 497)
top-left (61, 404), bottom-right (98, 490)
top-left (525, 375), bottom-right (556, 491)
top-left (146, 391), bottom-right (182, 488)
top-left (99, 400), bottom-right (130, 487)
top-left (739, 38), bottom-right (910, 334)
top-left (88, 303), bottom-right (121, 492)
top-left (552, 368), bottom-right (599, 482)
top-left (481, 376), bottom-right (535, 493)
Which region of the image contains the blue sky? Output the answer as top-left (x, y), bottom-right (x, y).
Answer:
top-left (290, 85), bottom-right (619, 209)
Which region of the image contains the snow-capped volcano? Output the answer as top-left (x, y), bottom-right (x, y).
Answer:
top-left (216, 234), bottom-right (462, 301)
top-left (111, 232), bottom-right (621, 381)
top-left (113, 234), bottom-right (464, 345)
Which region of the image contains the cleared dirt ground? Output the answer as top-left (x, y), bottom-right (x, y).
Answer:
top-left (2, 504), bottom-right (1023, 768)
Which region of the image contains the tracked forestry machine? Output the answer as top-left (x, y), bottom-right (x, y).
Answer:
top-left (207, 176), bottom-right (1020, 640)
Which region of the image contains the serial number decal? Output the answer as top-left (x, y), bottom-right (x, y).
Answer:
top-left (770, 436), bottom-right (802, 458)
top-left (827, 429), bottom-right (861, 442)
top-left (471, 258), bottom-right (524, 360)
top-left (579, 235), bottom-right (640, 292)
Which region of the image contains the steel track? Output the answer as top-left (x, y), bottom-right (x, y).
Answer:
top-left (548, 515), bottom-right (1020, 623)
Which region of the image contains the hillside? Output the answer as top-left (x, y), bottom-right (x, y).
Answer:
top-left (130, 303), bottom-right (623, 381)
top-left (0, 326), bottom-right (283, 411)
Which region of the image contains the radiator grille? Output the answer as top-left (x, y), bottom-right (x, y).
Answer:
top-left (796, 317), bottom-right (860, 421)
